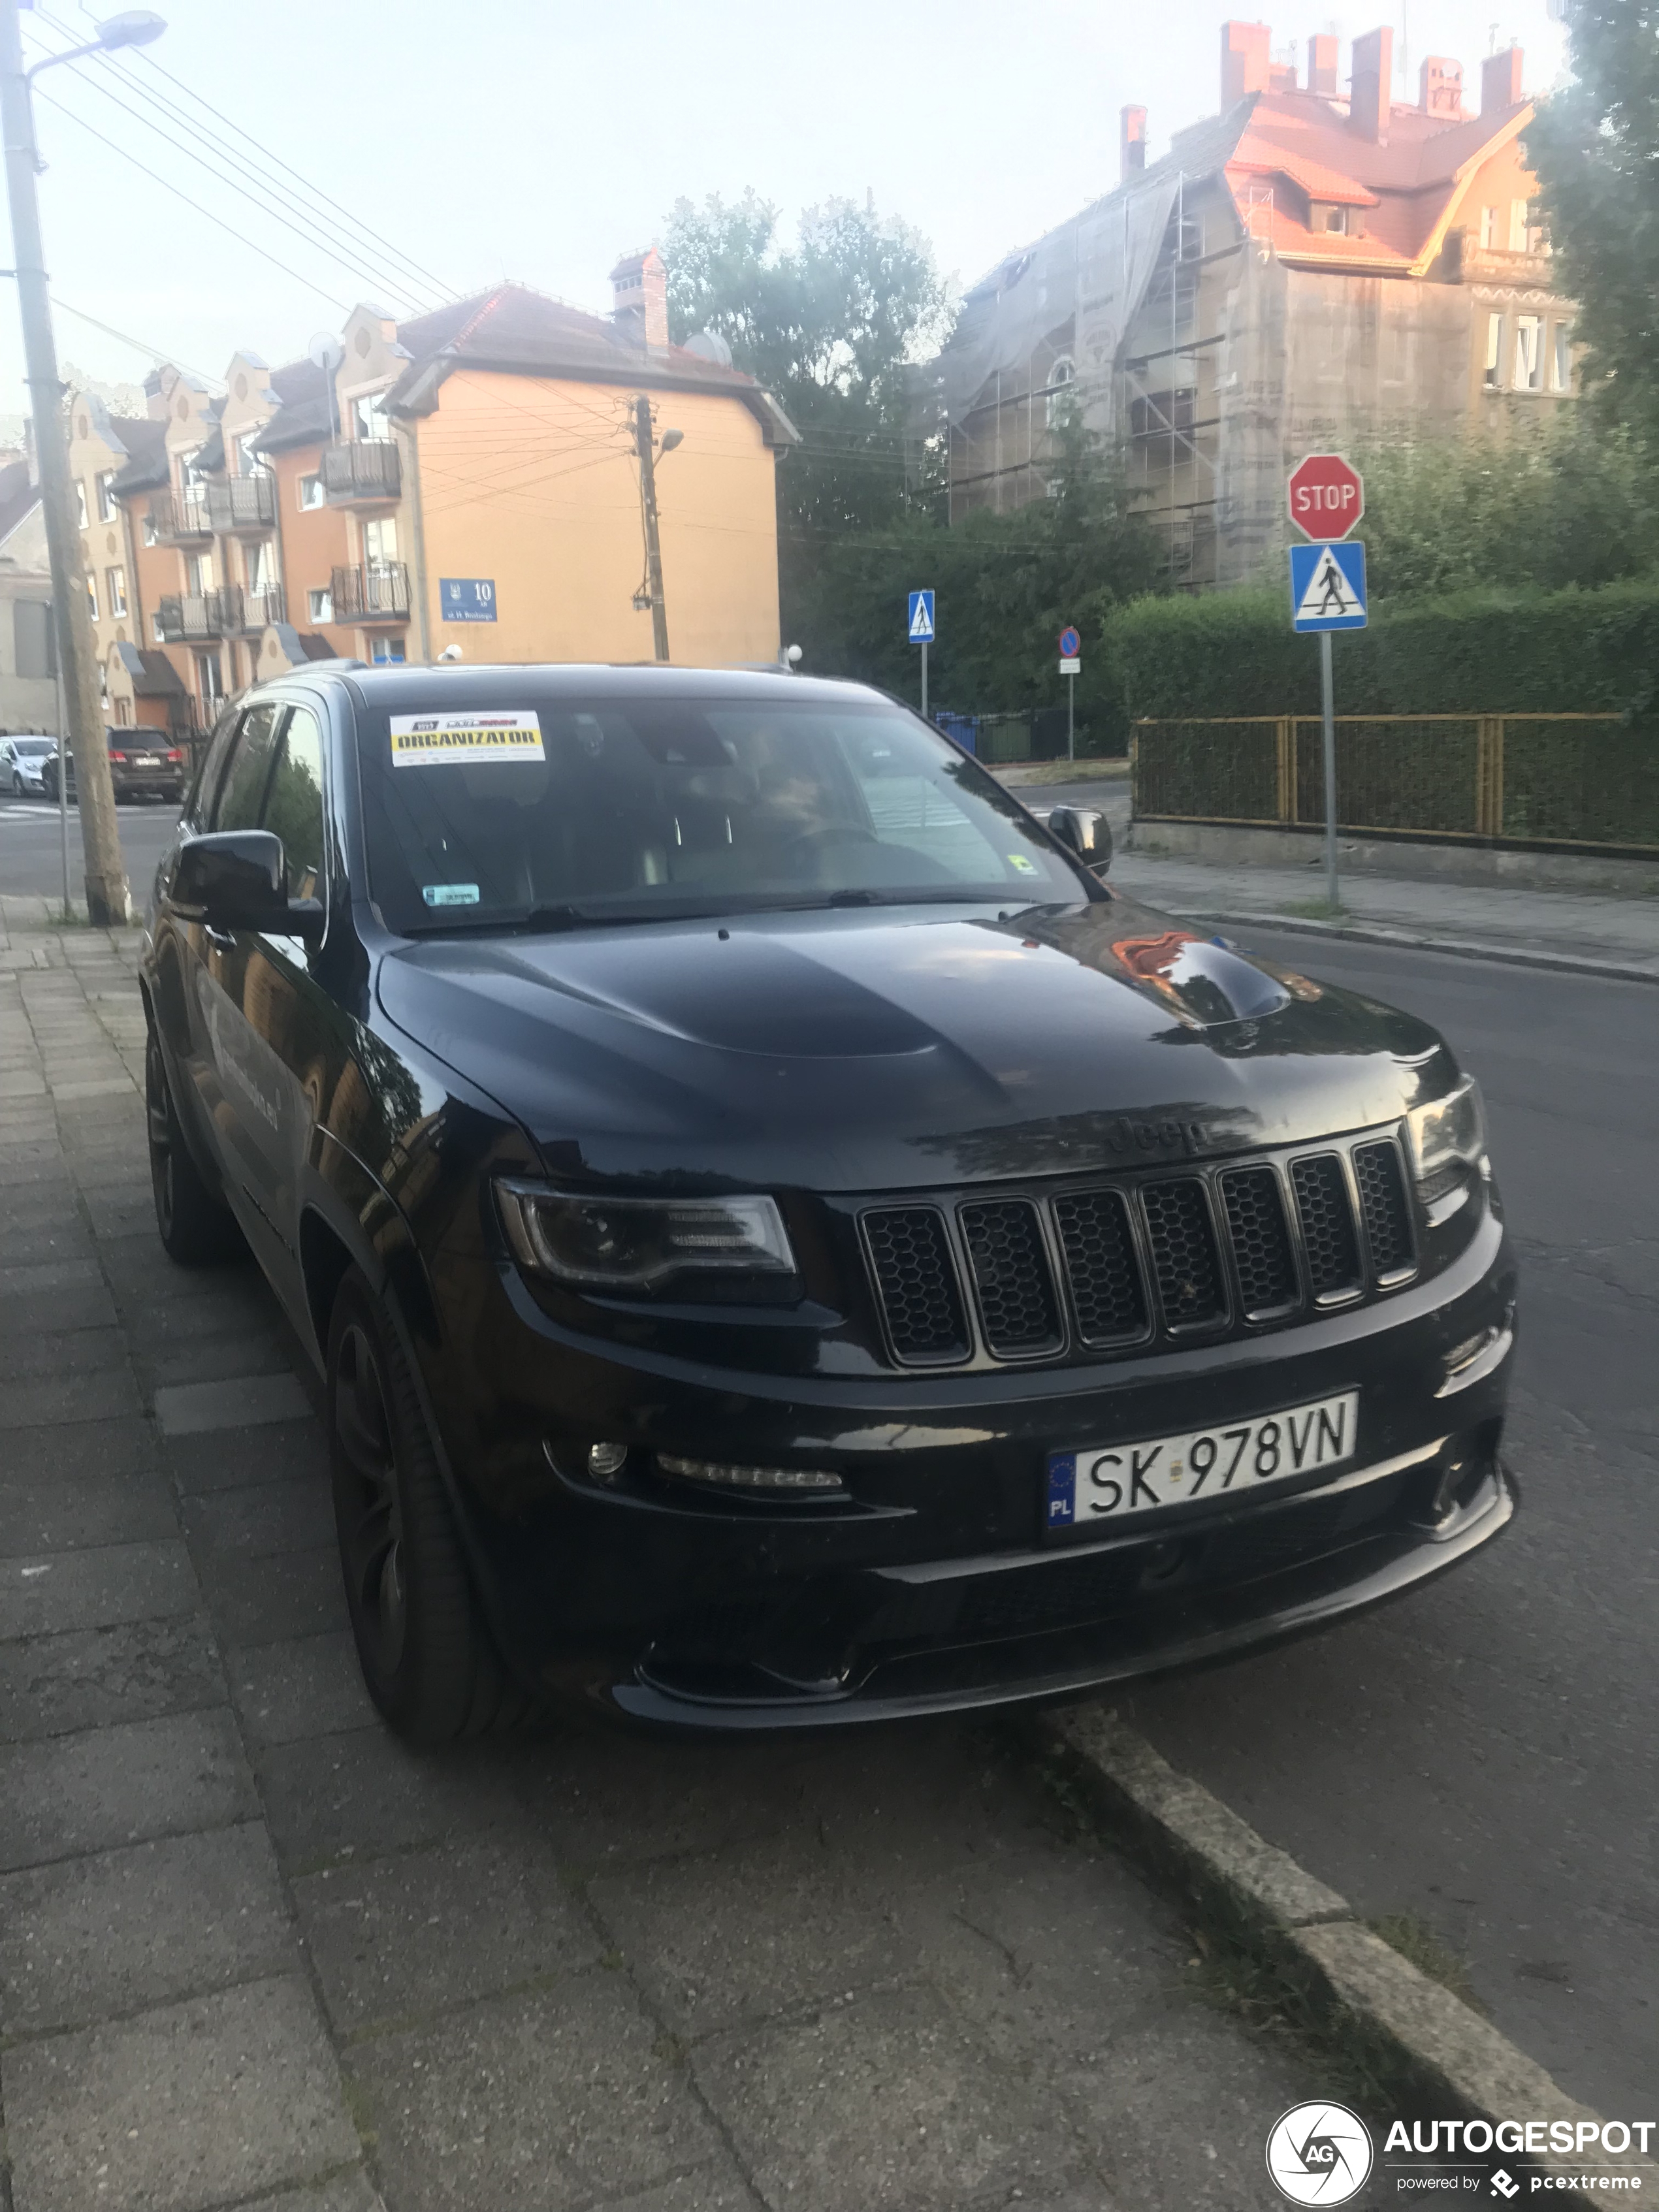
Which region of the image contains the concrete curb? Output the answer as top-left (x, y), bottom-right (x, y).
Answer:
top-left (1181, 907), bottom-right (1659, 987)
top-left (1033, 1703), bottom-right (1659, 2190)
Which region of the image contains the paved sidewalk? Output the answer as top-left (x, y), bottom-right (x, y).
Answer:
top-left (0, 906), bottom-right (1311, 2212)
top-left (985, 782), bottom-right (1659, 976)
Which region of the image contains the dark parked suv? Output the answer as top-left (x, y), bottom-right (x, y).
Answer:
top-left (140, 665), bottom-right (1516, 1741)
top-left (43, 729), bottom-right (188, 804)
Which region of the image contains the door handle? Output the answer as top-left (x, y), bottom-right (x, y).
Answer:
top-left (204, 925), bottom-right (236, 950)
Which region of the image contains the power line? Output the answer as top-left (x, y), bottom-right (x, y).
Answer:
top-left (37, 4), bottom-right (459, 310)
top-left (27, 27), bottom-right (439, 315)
top-left (54, 299), bottom-right (221, 387)
top-left (30, 86), bottom-right (353, 313)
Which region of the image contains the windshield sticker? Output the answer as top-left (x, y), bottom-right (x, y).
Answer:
top-left (421, 883), bottom-right (481, 908)
top-left (389, 711), bottom-right (544, 767)
top-left (1007, 853), bottom-right (1039, 874)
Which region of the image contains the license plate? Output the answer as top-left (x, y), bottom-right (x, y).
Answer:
top-left (131, 756), bottom-right (158, 769)
top-left (1045, 1390), bottom-right (1359, 1537)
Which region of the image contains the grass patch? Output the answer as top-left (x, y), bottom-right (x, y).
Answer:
top-left (1282, 898), bottom-right (1350, 922)
top-left (1366, 1913), bottom-right (1489, 2015)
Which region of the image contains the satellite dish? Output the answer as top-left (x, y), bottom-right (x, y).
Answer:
top-left (308, 331), bottom-right (345, 374)
top-left (683, 328), bottom-right (733, 369)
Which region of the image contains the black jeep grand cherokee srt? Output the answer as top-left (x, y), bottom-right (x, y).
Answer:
top-left (140, 664), bottom-right (1515, 1740)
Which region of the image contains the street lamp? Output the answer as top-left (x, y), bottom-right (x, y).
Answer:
top-left (0, 1), bottom-right (168, 924)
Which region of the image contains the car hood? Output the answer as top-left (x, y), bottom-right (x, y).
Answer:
top-left (376, 894), bottom-right (1456, 1192)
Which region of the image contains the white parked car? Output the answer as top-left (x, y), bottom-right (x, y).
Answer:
top-left (0, 735), bottom-right (57, 796)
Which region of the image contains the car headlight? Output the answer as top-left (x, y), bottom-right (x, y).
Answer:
top-left (495, 1182), bottom-right (797, 1294)
top-left (1404, 1076), bottom-right (1487, 1194)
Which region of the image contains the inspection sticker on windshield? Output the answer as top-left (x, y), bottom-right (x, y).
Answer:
top-left (1044, 1390), bottom-right (1359, 1538)
top-left (389, 711), bottom-right (544, 767)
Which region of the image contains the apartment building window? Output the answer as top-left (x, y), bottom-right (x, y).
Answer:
top-left (1479, 205), bottom-right (1498, 248)
top-left (1483, 312), bottom-right (1504, 389)
top-left (151, 611), bottom-right (166, 645)
top-left (370, 637), bottom-right (406, 665)
top-left (1551, 323), bottom-right (1573, 393)
top-left (1321, 204), bottom-right (1349, 235)
top-left (1508, 200), bottom-right (1532, 253)
top-left (364, 517), bottom-right (398, 568)
top-left (85, 573), bottom-right (98, 621)
top-left (96, 470), bottom-right (117, 521)
top-left (142, 512), bottom-right (158, 547)
top-left (1044, 356), bottom-right (1076, 429)
top-left (74, 480), bottom-right (88, 528)
top-left (352, 392), bottom-right (393, 441)
top-left (112, 699), bottom-right (131, 727)
top-left (106, 566), bottom-right (127, 618)
top-left (298, 473), bottom-right (325, 510)
top-left (236, 431), bottom-right (267, 478)
top-left (1514, 314), bottom-right (1545, 392)
top-left (308, 586), bottom-right (332, 623)
top-left (199, 654), bottom-right (225, 713)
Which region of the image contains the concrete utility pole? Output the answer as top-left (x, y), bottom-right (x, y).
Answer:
top-left (0, 0), bottom-right (131, 923)
top-left (631, 393), bottom-right (669, 663)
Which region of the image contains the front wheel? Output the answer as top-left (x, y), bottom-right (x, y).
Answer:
top-left (10, 773), bottom-right (22, 797)
top-left (146, 1027), bottom-right (242, 1264)
top-left (327, 1268), bottom-right (525, 1743)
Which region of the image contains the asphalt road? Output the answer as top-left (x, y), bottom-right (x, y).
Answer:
top-left (0, 795), bottom-right (180, 904)
top-left (1120, 926), bottom-right (1656, 2118)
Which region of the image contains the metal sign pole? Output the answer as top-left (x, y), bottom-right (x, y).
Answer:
top-left (55, 650), bottom-right (69, 918)
top-left (1320, 630), bottom-right (1338, 908)
top-left (1067, 671), bottom-right (1075, 762)
top-left (920, 639), bottom-right (928, 720)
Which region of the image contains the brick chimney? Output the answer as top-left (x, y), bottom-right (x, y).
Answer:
top-left (1120, 104), bottom-right (1147, 180)
top-left (1349, 24), bottom-right (1393, 140)
top-left (1221, 20), bottom-right (1272, 106)
top-left (1419, 56), bottom-right (1464, 118)
top-left (1481, 43), bottom-right (1524, 113)
top-left (1306, 31), bottom-right (1338, 95)
top-left (609, 247), bottom-right (668, 351)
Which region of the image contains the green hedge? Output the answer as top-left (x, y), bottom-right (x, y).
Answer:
top-left (1099, 579), bottom-right (1659, 724)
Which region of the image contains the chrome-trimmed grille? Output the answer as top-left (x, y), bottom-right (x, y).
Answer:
top-left (860, 1129), bottom-right (1418, 1370)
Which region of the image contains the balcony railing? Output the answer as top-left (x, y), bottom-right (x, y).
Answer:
top-left (330, 561), bottom-right (410, 622)
top-left (206, 477), bottom-right (276, 534)
top-left (241, 583), bottom-right (287, 631)
top-left (157, 587), bottom-right (241, 643)
top-left (321, 440), bottom-right (402, 504)
top-left (148, 489), bottom-right (213, 544)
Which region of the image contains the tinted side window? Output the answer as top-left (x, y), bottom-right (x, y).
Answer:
top-left (212, 703), bottom-right (283, 833)
top-left (261, 706), bottom-right (326, 901)
top-left (189, 707), bottom-right (242, 827)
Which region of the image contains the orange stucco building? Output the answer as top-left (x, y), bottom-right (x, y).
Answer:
top-left (74, 261), bottom-right (797, 741)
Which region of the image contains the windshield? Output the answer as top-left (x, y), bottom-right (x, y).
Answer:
top-left (354, 692), bottom-right (1089, 933)
top-left (14, 739), bottom-right (53, 756)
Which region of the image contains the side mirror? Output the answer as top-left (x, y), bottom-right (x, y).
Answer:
top-left (1048, 805), bottom-right (1112, 876)
top-left (170, 830), bottom-right (324, 937)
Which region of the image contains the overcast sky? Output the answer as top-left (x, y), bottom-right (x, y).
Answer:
top-left (7, 0), bottom-right (1571, 415)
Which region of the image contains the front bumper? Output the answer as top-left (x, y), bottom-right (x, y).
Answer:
top-left (431, 1207), bottom-right (1517, 1731)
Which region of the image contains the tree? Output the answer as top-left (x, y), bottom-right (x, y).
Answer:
top-left (661, 191), bottom-right (949, 553)
top-left (1526, 2), bottom-right (1659, 440)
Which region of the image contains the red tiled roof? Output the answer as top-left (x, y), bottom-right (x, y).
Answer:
top-left (1222, 87), bottom-right (1532, 271)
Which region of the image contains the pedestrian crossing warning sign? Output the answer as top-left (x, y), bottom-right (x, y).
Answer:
top-left (1290, 539), bottom-right (1368, 632)
top-left (907, 590), bottom-right (935, 642)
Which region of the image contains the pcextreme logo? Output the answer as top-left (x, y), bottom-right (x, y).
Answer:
top-left (1267, 2102), bottom-right (1375, 2204)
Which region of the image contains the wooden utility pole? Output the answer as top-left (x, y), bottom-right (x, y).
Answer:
top-left (0, 0), bottom-right (128, 923)
top-left (631, 394), bottom-right (669, 663)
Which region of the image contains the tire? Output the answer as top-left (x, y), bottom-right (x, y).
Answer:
top-left (327, 1267), bottom-right (526, 1743)
top-left (146, 1025), bottom-right (243, 1264)
top-left (10, 773), bottom-right (22, 797)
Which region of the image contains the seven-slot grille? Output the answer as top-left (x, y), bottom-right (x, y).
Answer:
top-left (861, 1130), bottom-right (1417, 1368)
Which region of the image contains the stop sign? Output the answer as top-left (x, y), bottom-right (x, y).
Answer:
top-left (1288, 453), bottom-right (1364, 539)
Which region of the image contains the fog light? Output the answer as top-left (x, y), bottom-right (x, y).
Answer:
top-left (588, 1441), bottom-right (628, 1480)
top-left (658, 1453), bottom-right (844, 1496)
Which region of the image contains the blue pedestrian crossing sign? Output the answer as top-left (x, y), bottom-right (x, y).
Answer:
top-left (1290, 539), bottom-right (1367, 632)
top-left (907, 590), bottom-right (935, 643)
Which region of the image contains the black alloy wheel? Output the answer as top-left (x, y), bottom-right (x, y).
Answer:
top-left (327, 1268), bottom-right (526, 1743)
top-left (145, 1026), bottom-right (242, 1264)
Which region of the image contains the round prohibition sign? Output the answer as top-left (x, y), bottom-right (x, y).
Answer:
top-left (1058, 626), bottom-right (1082, 658)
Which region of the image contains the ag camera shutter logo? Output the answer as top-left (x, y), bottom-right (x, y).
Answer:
top-left (1266, 2102), bottom-right (1374, 2204)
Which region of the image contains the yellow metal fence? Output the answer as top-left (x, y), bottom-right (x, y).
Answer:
top-left (1131, 714), bottom-right (1659, 856)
